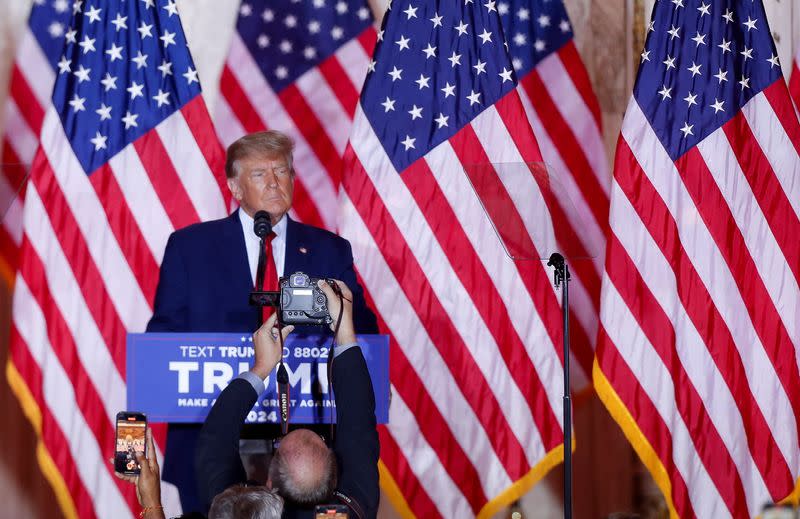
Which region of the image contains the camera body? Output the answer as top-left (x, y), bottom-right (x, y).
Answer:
top-left (279, 272), bottom-right (332, 326)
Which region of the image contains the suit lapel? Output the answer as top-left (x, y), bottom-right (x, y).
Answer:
top-left (285, 217), bottom-right (311, 276)
top-left (221, 210), bottom-right (253, 290)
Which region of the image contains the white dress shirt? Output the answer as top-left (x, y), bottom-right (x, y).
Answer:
top-left (238, 208), bottom-right (287, 285)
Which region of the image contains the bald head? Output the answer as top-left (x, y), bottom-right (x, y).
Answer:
top-left (268, 429), bottom-right (337, 507)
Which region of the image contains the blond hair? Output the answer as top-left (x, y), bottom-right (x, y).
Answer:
top-left (225, 131), bottom-right (294, 178)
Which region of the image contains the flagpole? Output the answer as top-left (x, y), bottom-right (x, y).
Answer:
top-left (547, 253), bottom-right (572, 519)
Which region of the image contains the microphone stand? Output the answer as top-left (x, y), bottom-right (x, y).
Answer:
top-left (249, 210), bottom-right (278, 324)
top-left (254, 235), bottom-right (266, 326)
top-left (547, 252), bottom-right (572, 519)
top-left (249, 210), bottom-right (290, 434)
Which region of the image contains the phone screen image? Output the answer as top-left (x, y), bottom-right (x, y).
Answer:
top-left (314, 505), bottom-right (349, 518)
top-left (115, 413), bottom-right (146, 474)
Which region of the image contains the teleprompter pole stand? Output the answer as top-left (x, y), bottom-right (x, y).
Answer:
top-left (547, 252), bottom-right (572, 519)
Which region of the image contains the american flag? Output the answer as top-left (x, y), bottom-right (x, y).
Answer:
top-left (0, 0), bottom-right (74, 294)
top-left (595, 0), bottom-right (800, 517)
top-left (499, 0), bottom-right (609, 389)
top-left (791, 43), bottom-right (800, 110)
top-left (339, 0), bottom-right (568, 515)
top-left (214, 0), bottom-right (377, 231)
top-left (6, 1), bottom-right (229, 517)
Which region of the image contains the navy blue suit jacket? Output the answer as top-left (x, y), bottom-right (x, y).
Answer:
top-left (146, 210), bottom-right (378, 512)
top-left (148, 210), bottom-right (378, 334)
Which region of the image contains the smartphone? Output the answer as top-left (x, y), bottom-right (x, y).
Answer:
top-left (114, 411), bottom-right (147, 475)
top-left (314, 504), bottom-right (349, 518)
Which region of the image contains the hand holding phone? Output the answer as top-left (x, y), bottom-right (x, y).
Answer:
top-left (113, 415), bottom-right (163, 516)
top-left (114, 411), bottom-right (147, 475)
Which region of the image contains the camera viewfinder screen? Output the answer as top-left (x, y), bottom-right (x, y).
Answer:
top-left (116, 419), bottom-right (145, 472)
top-left (293, 289), bottom-right (313, 306)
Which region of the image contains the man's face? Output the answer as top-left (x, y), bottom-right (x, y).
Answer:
top-left (228, 153), bottom-right (294, 223)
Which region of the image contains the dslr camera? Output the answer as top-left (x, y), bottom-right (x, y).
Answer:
top-left (279, 272), bottom-right (332, 326)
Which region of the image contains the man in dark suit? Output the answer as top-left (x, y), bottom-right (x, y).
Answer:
top-left (196, 280), bottom-right (379, 518)
top-left (146, 131), bottom-right (378, 512)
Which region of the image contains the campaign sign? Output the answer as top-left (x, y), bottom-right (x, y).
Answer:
top-left (127, 333), bottom-right (389, 424)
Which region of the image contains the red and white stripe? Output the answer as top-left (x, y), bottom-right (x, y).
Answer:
top-left (596, 80), bottom-right (800, 518)
top-left (516, 40), bottom-right (611, 389)
top-left (340, 88), bottom-right (567, 517)
top-left (214, 27), bottom-right (377, 231)
top-left (1, 27), bottom-right (53, 282)
top-left (790, 44), bottom-right (800, 112)
top-left (9, 89), bottom-right (229, 517)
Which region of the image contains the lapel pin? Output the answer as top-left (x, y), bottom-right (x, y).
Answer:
top-left (299, 247), bottom-right (308, 254)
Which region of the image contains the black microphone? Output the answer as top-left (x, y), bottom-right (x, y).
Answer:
top-left (252, 210), bottom-right (273, 319)
top-left (253, 210), bottom-right (272, 238)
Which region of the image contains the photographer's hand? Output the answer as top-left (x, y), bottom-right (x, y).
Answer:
top-left (318, 279), bottom-right (356, 345)
top-left (252, 312), bottom-right (294, 379)
top-left (135, 428), bottom-right (162, 510)
top-left (112, 429), bottom-right (165, 519)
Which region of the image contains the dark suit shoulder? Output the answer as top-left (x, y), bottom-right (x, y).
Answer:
top-left (166, 214), bottom-right (239, 254)
top-left (292, 220), bottom-right (348, 244)
top-left (171, 214), bottom-right (236, 241)
top-left (290, 220), bottom-right (352, 255)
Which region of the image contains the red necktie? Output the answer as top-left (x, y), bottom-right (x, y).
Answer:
top-left (261, 232), bottom-right (278, 321)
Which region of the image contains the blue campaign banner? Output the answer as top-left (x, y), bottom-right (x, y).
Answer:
top-left (127, 333), bottom-right (389, 424)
